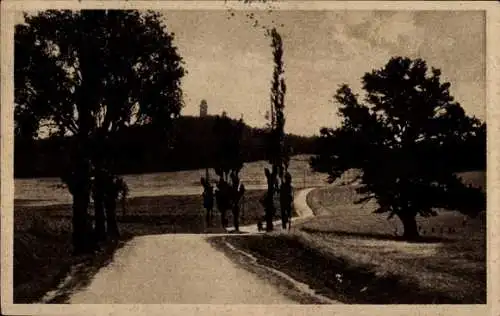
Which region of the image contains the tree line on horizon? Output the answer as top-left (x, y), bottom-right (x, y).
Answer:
top-left (15, 107), bottom-right (484, 180)
top-left (14, 114), bottom-right (319, 178)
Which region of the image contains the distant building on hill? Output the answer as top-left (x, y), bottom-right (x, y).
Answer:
top-left (200, 99), bottom-right (208, 117)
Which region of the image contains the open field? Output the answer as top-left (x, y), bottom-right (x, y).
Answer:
top-left (13, 189), bottom-right (285, 303)
top-left (13, 156), bottom-right (318, 302)
top-left (14, 155), bottom-right (324, 207)
top-left (12, 166), bottom-right (486, 303)
top-left (211, 171), bottom-right (486, 304)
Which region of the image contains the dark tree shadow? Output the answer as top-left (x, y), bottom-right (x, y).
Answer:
top-left (299, 227), bottom-right (453, 244)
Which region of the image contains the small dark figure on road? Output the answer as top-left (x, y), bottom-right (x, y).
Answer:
top-left (201, 177), bottom-right (214, 227)
top-left (215, 178), bottom-right (231, 229)
top-left (230, 171), bottom-right (246, 232)
top-left (280, 172), bottom-right (293, 230)
top-left (257, 221), bottom-right (264, 232)
top-left (261, 192), bottom-right (275, 232)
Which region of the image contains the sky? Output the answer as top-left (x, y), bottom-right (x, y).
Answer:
top-left (16, 9), bottom-right (486, 136)
top-left (160, 9), bottom-right (485, 136)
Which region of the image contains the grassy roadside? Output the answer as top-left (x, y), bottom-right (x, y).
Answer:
top-left (212, 222), bottom-right (485, 303)
top-left (210, 173), bottom-right (486, 304)
top-left (210, 233), bottom-right (464, 304)
top-left (14, 170), bottom-right (485, 304)
top-left (299, 185), bottom-right (486, 303)
top-left (14, 189), bottom-right (270, 303)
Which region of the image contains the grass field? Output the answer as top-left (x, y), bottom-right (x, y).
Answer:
top-left (13, 189), bottom-right (276, 303)
top-left (14, 157), bottom-right (315, 303)
top-left (211, 171), bottom-right (487, 304)
top-left (13, 166), bottom-right (486, 303)
top-left (14, 155), bottom-right (324, 207)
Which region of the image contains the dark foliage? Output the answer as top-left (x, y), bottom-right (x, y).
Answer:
top-left (15, 10), bottom-right (185, 253)
top-left (15, 116), bottom-right (317, 178)
top-left (266, 28), bottom-right (289, 180)
top-left (260, 28), bottom-right (289, 232)
top-left (213, 113), bottom-right (245, 180)
top-left (310, 57), bottom-right (486, 240)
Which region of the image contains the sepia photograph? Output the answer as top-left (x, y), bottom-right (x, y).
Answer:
top-left (1, 1), bottom-right (497, 315)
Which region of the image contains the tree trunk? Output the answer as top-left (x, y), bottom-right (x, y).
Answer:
top-left (221, 209), bottom-right (228, 228)
top-left (72, 191), bottom-right (93, 255)
top-left (93, 189), bottom-right (107, 242)
top-left (92, 156), bottom-right (107, 241)
top-left (398, 213), bottom-right (419, 241)
top-left (93, 170), bottom-right (106, 241)
top-left (264, 167), bottom-right (277, 232)
top-left (72, 45), bottom-right (102, 254)
top-left (280, 207), bottom-right (288, 229)
top-left (70, 160), bottom-right (95, 255)
top-left (264, 194), bottom-right (275, 232)
top-left (265, 206), bottom-right (275, 232)
top-left (105, 198), bottom-right (119, 239)
top-left (232, 205), bottom-right (240, 232)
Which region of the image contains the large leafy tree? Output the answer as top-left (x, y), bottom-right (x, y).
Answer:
top-left (311, 57), bottom-right (485, 240)
top-left (15, 10), bottom-right (185, 253)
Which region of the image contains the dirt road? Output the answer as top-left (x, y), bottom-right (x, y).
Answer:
top-left (61, 188), bottom-right (318, 304)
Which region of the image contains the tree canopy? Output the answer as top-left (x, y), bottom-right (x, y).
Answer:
top-left (311, 56), bottom-right (486, 240)
top-left (213, 112), bottom-right (245, 180)
top-left (15, 9), bottom-right (186, 253)
top-left (15, 10), bottom-right (185, 143)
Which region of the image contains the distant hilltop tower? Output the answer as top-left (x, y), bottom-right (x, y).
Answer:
top-left (200, 99), bottom-right (208, 117)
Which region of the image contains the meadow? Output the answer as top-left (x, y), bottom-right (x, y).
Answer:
top-left (14, 190), bottom-right (281, 303)
top-left (13, 157), bottom-right (316, 302)
top-left (13, 156), bottom-right (486, 303)
top-left (15, 155), bottom-right (323, 207)
top-left (211, 170), bottom-right (486, 304)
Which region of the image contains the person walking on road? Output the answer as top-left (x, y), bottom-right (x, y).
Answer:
top-left (215, 178), bottom-right (231, 230)
top-left (201, 177), bottom-right (214, 228)
top-left (230, 171), bottom-right (245, 232)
